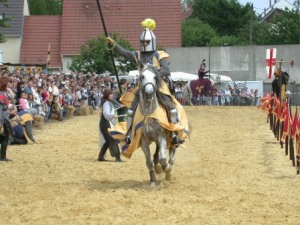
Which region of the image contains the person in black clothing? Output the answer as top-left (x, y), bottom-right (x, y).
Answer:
top-left (98, 89), bottom-right (123, 162)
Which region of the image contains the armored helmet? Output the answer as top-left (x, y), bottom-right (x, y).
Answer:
top-left (140, 18), bottom-right (157, 52)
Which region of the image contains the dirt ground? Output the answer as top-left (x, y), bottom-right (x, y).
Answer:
top-left (0, 106), bottom-right (300, 225)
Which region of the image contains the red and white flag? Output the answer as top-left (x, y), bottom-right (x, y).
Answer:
top-left (266, 48), bottom-right (277, 79)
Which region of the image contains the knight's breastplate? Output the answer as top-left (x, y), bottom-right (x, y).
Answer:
top-left (139, 52), bottom-right (160, 68)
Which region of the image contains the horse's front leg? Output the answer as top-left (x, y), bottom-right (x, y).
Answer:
top-left (158, 134), bottom-right (170, 172)
top-left (153, 145), bottom-right (162, 174)
top-left (165, 146), bottom-right (176, 181)
top-left (140, 139), bottom-right (157, 186)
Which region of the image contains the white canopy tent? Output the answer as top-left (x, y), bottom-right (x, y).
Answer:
top-left (127, 70), bottom-right (232, 84)
top-left (170, 72), bottom-right (198, 82)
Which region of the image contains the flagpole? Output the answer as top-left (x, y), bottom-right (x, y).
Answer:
top-left (47, 43), bottom-right (51, 71)
top-left (95, 0), bottom-right (122, 95)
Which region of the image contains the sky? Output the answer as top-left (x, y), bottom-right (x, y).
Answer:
top-left (239, 0), bottom-right (276, 14)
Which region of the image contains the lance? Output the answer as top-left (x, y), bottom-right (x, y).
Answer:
top-left (95, 0), bottom-right (122, 95)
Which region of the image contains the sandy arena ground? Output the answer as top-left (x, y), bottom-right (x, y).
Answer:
top-left (0, 106), bottom-right (300, 225)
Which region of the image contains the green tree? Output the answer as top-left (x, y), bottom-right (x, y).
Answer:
top-left (191, 0), bottom-right (253, 37)
top-left (68, 34), bottom-right (135, 74)
top-left (0, 0), bottom-right (11, 43)
top-left (45, 0), bottom-right (63, 15)
top-left (28, 0), bottom-right (63, 15)
top-left (255, 9), bottom-right (300, 45)
top-left (209, 35), bottom-right (240, 46)
top-left (182, 18), bottom-right (217, 47)
top-left (28, 0), bottom-right (47, 15)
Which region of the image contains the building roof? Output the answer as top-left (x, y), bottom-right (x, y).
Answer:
top-left (19, 0), bottom-right (182, 69)
top-left (0, 0), bottom-right (25, 37)
top-left (60, 0), bottom-right (182, 55)
top-left (20, 16), bottom-right (62, 68)
top-left (259, 0), bottom-right (295, 22)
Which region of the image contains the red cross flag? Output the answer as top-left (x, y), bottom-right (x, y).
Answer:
top-left (266, 48), bottom-right (277, 79)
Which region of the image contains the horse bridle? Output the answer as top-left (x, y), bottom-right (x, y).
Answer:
top-left (140, 70), bottom-right (157, 95)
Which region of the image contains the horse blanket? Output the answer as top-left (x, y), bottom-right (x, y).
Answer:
top-left (110, 81), bottom-right (189, 158)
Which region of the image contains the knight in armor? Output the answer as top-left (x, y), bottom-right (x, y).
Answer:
top-left (272, 68), bottom-right (290, 101)
top-left (105, 18), bottom-right (183, 145)
top-left (190, 62), bottom-right (214, 105)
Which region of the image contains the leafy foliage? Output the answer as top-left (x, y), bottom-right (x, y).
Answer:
top-left (255, 9), bottom-right (300, 45)
top-left (68, 34), bottom-right (136, 74)
top-left (182, 18), bottom-right (216, 47)
top-left (191, 0), bottom-right (252, 37)
top-left (183, 0), bottom-right (300, 46)
top-left (0, 0), bottom-right (11, 43)
top-left (209, 35), bottom-right (241, 46)
top-left (28, 0), bottom-right (48, 15)
top-left (28, 0), bottom-right (63, 15)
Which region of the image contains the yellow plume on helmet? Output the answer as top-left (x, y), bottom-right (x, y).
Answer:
top-left (141, 18), bottom-right (156, 31)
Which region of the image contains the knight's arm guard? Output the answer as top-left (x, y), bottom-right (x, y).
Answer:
top-left (157, 93), bottom-right (175, 111)
top-left (114, 44), bottom-right (136, 64)
top-left (158, 58), bottom-right (171, 77)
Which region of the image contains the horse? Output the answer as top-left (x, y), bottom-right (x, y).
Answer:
top-left (136, 65), bottom-right (182, 187)
top-left (183, 81), bottom-right (193, 105)
top-left (183, 76), bottom-right (214, 105)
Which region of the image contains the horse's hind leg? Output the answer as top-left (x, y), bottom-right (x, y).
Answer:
top-left (153, 145), bottom-right (162, 174)
top-left (165, 146), bottom-right (176, 181)
top-left (140, 140), bottom-right (157, 186)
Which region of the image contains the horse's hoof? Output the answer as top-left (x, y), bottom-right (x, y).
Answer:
top-left (164, 164), bottom-right (172, 173)
top-left (150, 182), bottom-right (157, 188)
top-left (0, 158), bottom-right (12, 162)
top-left (165, 171), bottom-right (172, 181)
top-left (154, 164), bottom-right (162, 174)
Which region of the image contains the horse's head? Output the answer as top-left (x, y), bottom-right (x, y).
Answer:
top-left (137, 64), bottom-right (161, 115)
top-left (139, 65), bottom-right (159, 101)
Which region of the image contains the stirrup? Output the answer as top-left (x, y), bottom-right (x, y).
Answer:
top-left (125, 135), bottom-right (131, 145)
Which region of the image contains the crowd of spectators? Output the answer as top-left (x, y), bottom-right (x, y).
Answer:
top-left (1, 67), bottom-right (261, 126)
top-left (0, 68), bottom-right (136, 122)
top-left (175, 83), bottom-right (260, 106)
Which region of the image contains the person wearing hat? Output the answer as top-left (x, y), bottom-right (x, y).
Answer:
top-left (98, 88), bottom-right (123, 162)
top-left (105, 18), bottom-right (183, 145)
